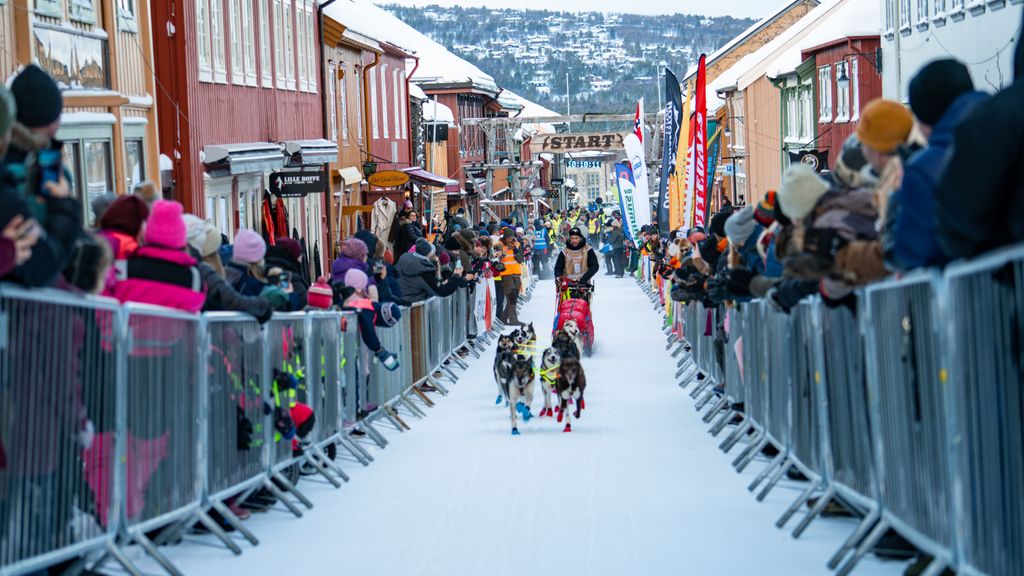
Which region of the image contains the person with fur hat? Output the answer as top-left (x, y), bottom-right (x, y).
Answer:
top-left (341, 268), bottom-right (400, 371)
top-left (554, 226), bottom-right (599, 285)
top-left (935, 12), bottom-right (1024, 261)
top-left (110, 200), bottom-right (206, 313)
top-left (184, 215), bottom-right (273, 322)
top-left (393, 210), bottom-right (424, 258)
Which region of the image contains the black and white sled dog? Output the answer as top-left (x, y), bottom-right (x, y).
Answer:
top-left (538, 346), bottom-right (561, 417)
top-left (552, 329), bottom-right (580, 361)
top-left (561, 320), bottom-right (584, 359)
top-left (495, 353), bottom-right (535, 435)
top-left (555, 356), bottom-right (587, 433)
top-left (494, 334), bottom-right (517, 406)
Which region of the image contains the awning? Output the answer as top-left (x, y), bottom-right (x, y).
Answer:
top-left (338, 166), bottom-right (363, 186)
top-left (402, 166), bottom-right (459, 192)
top-left (481, 199), bottom-right (528, 206)
top-left (203, 142), bottom-right (285, 176)
top-left (283, 139), bottom-right (339, 166)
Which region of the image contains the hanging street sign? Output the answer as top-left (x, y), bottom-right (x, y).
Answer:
top-left (367, 170), bottom-right (412, 188)
top-left (269, 169), bottom-right (327, 198)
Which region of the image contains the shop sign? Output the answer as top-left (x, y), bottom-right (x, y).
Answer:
top-left (532, 132), bottom-right (626, 154)
top-left (367, 170), bottom-right (411, 188)
top-left (567, 160), bottom-right (603, 169)
top-left (270, 169), bottom-right (326, 198)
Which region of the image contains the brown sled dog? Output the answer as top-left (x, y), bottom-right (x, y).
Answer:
top-left (555, 356), bottom-right (586, 433)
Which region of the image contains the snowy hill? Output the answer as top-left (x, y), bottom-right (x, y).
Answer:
top-left (381, 4), bottom-right (754, 114)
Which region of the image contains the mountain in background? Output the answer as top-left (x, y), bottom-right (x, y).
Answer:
top-left (382, 4), bottom-right (755, 115)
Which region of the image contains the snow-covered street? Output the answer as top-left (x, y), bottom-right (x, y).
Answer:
top-left (130, 275), bottom-right (907, 576)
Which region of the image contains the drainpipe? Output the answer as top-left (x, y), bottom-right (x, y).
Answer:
top-left (363, 52), bottom-right (381, 165)
top-left (406, 56), bottom-right (420, 167)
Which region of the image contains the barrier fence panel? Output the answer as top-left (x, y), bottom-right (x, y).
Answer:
top-left (790, 302), bottom-right (822, 477)
top-left (204, 314), bottom-right (267, 505)
top-left (0, 288), bottom-right (124, 576)
top-left (340, 313), bottom-right (360, 427)
top-left (307, 313), bottom-right (344, 452)
top-left (724, 307), bottom-right (746, 405)
top-left (862, 275), bottom-right (956, 565)
top-left (121, 304), bottom-right (203, 538)
top-left (764, 306), bottom-right (793, 451)
top-left (944, 246), bottom-right (1024, 576)
top-left (409, 303), bottom-right (429, 385)
top-left (265, 315), bottom-right (312, 473)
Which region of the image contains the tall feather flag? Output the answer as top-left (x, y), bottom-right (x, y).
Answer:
top-left (670, 85), bottom-right (691, 231)
top-left (693, 54), bottom-right (708, 227)
top-left (658, 70), bottom-right (682, 236)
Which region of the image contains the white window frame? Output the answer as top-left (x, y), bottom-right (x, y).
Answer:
top-left (731, 95), bottom-right (745, 151)
top-left (117, 0), bottom-right (138, 33)
top-left (884, 0), bottom-right (897, 35)
top-left (70, 0), bottom-right (97, 25)
top-left (399, 71), bottom-right (408, 139)
top-left (211, 0), bottom-right (227, 83)
top-left (932, 0), bottom-right (947, 23)
top-left (259, 0), bottom-right (272, 86)
top-left (393, 68), bottom-right (402, 140)
top-left (380, 64), bottom-right (389, 139)
top-left (916, 0), bottom-right (930, 28)
top-left (328, 64), bottom-right (338, 142)
top-left (818, 66), bottom-right (833, 122)
top-left (340, 64), bottom-right (350, 143)
top-left (283, 0), bottom-right (295, 90)
top-left (229, 0), bottom-right (243, 84)
top-left (949, 0), bottom-right (966, 17)
top-left (274, 0), bottom-right (286, 88)
top-left (899, 0), bottom-right (913, 31)
top-left (369, 67), bottom-right (379, 138)
top-left (34, 0), bottom-right (63, 18)
top-left (242, 0), bottom-right (257, 86)
top-left (850, 58), bottom-right (861, 121)
top-left (800, 81), bottom-right (813, 142)
top-left (197, 0), bottom-right (213, 82)
top-left (296, 0), bottom-right (308, 92)
top-left (305, 3), bottom-right (316, 93)
top-left (835, 62), bottom-right (850, 122)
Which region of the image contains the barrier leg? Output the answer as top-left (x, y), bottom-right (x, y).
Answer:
top-left (735, 435), bottom-right (769, 472)
top-left (449, 354), bottom-right (470, 371)
top-left (689, 377), bottom-right (711, 399)
top-left (670, 342), bottom-right (686, 358)
top-left (776, 478), bottom-right (820, 529)
top-left (441, 365), bottom-right (460, 383)
top-left (360, 420), bottom-right (389, 448)
top-left (749, 452), bottom-right (786, 492)
top-left (755, 457), bottom-right (791, 502)
top-left (709, 407), bottom-right (736, 436)
top-left (411, 386), bottom-right (436, 407)
top-left (132, 532), bottom-right (185, 576)
top-left (209, 499), bottom-right (260, 546)
top-left (262, 476), bottom-right (304, 517)
top-left (102, 539), bottom-right (144, 576)
top-left (381, 405), bottom-right (410, 431)
top-left (791, 485), bottom-right (833, 539)
top-left (465, 342), bottom-right (482, 359)
top-left (196, 509), bottom-right (243, 555)
top-left (720, 419), bottom-right (751, 453)
top-left (835, 518), bottom-right (889, 576)
top-left (732, 429), bottom-right (764, 467)
top-left (307, 446), bottom-right (348, 485)
top-left (400, 395), bottom-right (427, 419)
top-left (702, 395), bottom-right (729, 423)
top-left (828, 507), bottom-right (881, 570)
top-left (339, 435), bottom-right (374, 464)
top-left (272, 470), bottom-right (314, 509)
top-left (665, 335), bottom-right (678, 350)
top-left (695, 389), bottom-right (717, 412)
top-left (427, 375), bottom-right (450, 396)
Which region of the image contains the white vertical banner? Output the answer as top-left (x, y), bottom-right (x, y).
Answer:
top-left (626, 99), bottom-right (653, 230)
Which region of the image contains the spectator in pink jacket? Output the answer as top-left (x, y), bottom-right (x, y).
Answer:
top-left (111, 200), bottom-right (206, 313)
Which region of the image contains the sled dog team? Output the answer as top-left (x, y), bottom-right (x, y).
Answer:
top-left (493, 322), bottom-right (588, 435)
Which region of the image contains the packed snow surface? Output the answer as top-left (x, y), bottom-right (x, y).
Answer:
top-left (125, 275), bottom-right (908, 576)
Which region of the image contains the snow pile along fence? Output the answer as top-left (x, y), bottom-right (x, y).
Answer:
top-left (646, 242), bottom-right (1024, 576)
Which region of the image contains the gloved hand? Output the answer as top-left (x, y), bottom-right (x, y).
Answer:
top-left (273, 406), bottom-right (296, 440)
top-left (78, 419), bottom-right (95, 450)
top-left (375, 348), bottom-right (400, 372)
top-left (803, 228), bottom-right (849, 260)
top-left (725, 268), bottom-right (757, 298)
top-left (767, 280), bottom-right (818, 313)
top-left (705, 274), bottom-right (730, 305)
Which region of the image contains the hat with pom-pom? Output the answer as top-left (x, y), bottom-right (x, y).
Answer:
top-left (307, 276), bottom-right (334, 309)
top-left (144, 200), bottom-right (187, 249)
top-left (343, 268), bottom-right (369, 292)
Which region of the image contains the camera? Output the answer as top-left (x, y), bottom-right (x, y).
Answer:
top-left (26, 140), bottom-right (64, 197)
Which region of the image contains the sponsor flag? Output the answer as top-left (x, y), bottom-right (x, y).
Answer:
top-left (683, 113), bottom-right (696, 230)
top-left (693, 54), bottom-right (708, 227)
top-left (614, 162), bottom-right (641, 243)
top-left (706, 125), bottom-right (724, 213)
top-left (624, 99), bottom-right (652, 230)
top-left (657, 71), bottom-right (681, 236)
top-left (671, 86), bottom-right (691, 231)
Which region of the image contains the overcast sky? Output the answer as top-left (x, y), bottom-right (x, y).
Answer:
top-left (382, 0), bottom-right (773, 19)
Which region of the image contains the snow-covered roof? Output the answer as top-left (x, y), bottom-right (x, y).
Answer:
top-left (422, 98), bottom-right (455, 125)
top-left (322, 0), bottom-right (499, 94)
top-left (683, 0), bottom-right (820, 81)
top-left (498, 90), bottom-right (560, 119)
top-left (764, 0), bottom-right (880, 79)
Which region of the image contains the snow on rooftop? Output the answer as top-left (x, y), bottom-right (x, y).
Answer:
top-left (409, 83), bottom-right (428, 101)
top-left (422, 98), bottom-right (455, 125)
top-left (764, 0), bottom-right (880, 78)
top-left (499, 90), bottom-right (561, 119)
top-left (683, 0), bottom-right (813, 81)
top-left (322, 0), bottom-right (499, 93)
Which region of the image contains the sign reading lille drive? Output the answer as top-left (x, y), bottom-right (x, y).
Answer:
top-left (270, 170), bottom-right (326, 198)
top-left (532, 132), bottom-right (626, 154)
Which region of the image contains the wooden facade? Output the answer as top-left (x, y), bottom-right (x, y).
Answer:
top-left (2, 0), bottom-right (160, 222)
top-left (803, 36), bottom-right (882, 169)
top-left (151, 0), bottom-right (329, 271)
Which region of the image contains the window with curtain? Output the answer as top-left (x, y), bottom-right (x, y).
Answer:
top-left (296, 0), bottom-right (308, 92)
top-left (62, 142), bottom-right (81, 203)
top-left (884, 0), bottom-right (896, 33)
top-left (380, 64), bottom-right (389, 139)
top-left (125, 139), bottom-right (145, 192)
top-left (243, 0), bottom-right (256, 85)
top-left (355, 66), bottom-right (364, 144)
top-left (275, 0), bottom-right (286, 89)
top-left (328, 65), bottom-right (338, 142)
top-left (34, 0), bottom-right (62, 18)
top-left (197, 0), bottom-right (213, 81)
top-left (340, 64), bottom-right (350, 143)
top-left (229, 0), bottom-right (243, 84)
top-left (84, 140), bottom-right (113, 221)
top-left (916, 0), bottom-right (930, 24)
top-left (800, 82), bottom-right (813, 141)
top-left (283, 0), bottom-right (295, 90)
top-left (259, 0), bottom-right (272, 86)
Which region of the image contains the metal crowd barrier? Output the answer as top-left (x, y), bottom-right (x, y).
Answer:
top-left (0, 277), bottom-right (502, 576)
top-left (658, 242), bottom-right (1024, 576)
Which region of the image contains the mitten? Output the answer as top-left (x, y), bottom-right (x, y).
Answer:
top-left (375, 348), bottom-right (399, 372)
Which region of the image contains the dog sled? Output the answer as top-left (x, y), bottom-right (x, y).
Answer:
top-left (553, 279), bottom-right (595, 356)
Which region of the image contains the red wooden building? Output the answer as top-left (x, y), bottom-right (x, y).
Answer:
top-left (151, 0), bottom-right (335, 273)
top-left (803, 36), bottom-right (882, 169)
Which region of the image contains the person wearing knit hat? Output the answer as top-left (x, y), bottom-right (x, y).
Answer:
top-left (10, 65), bottom-right (63, 135)
top-left (890, 59), bottom-right (989, 270)
top-left (110, 200), bottom-right (206, 313)
top-left (725, 205), bottom-right (757, 247)
top-left (856, 99), bottom-right (914, 171)
top-left (753, 191), bottom-right (777, 227)
top-left (98, 195), bottom-right (150, 260)
top-left (341, 268), bottom-right (399, 371)
top-left (707, 210), bottom-right (731, 239)
top-left (778, 163), bottom-right (830, 220)
top-left (225, 229), bottom-right (270, 297)
top-left (330, 236), bottom-right (377, 298)
top-left (338, 237), bottom-right (368, 261)
top-left (306, 276), bottom-right (334, 310)
top-left (183, 215), bottom-right (222, 259)
top-left (414, 237), bottom-right (435, 258)
top-left (265, 236), bottom-right (308, 309)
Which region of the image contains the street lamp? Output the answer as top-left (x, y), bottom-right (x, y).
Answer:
top-left (837, 48), bottom-right (884, 91)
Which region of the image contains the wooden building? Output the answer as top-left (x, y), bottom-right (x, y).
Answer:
top-left (1, 0), bottom-right (161, 222)
top-left (151, 0), bottom-right (333, 273)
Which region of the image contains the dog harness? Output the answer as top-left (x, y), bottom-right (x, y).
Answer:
top-left (539, 363), bottom-right (560, 386)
